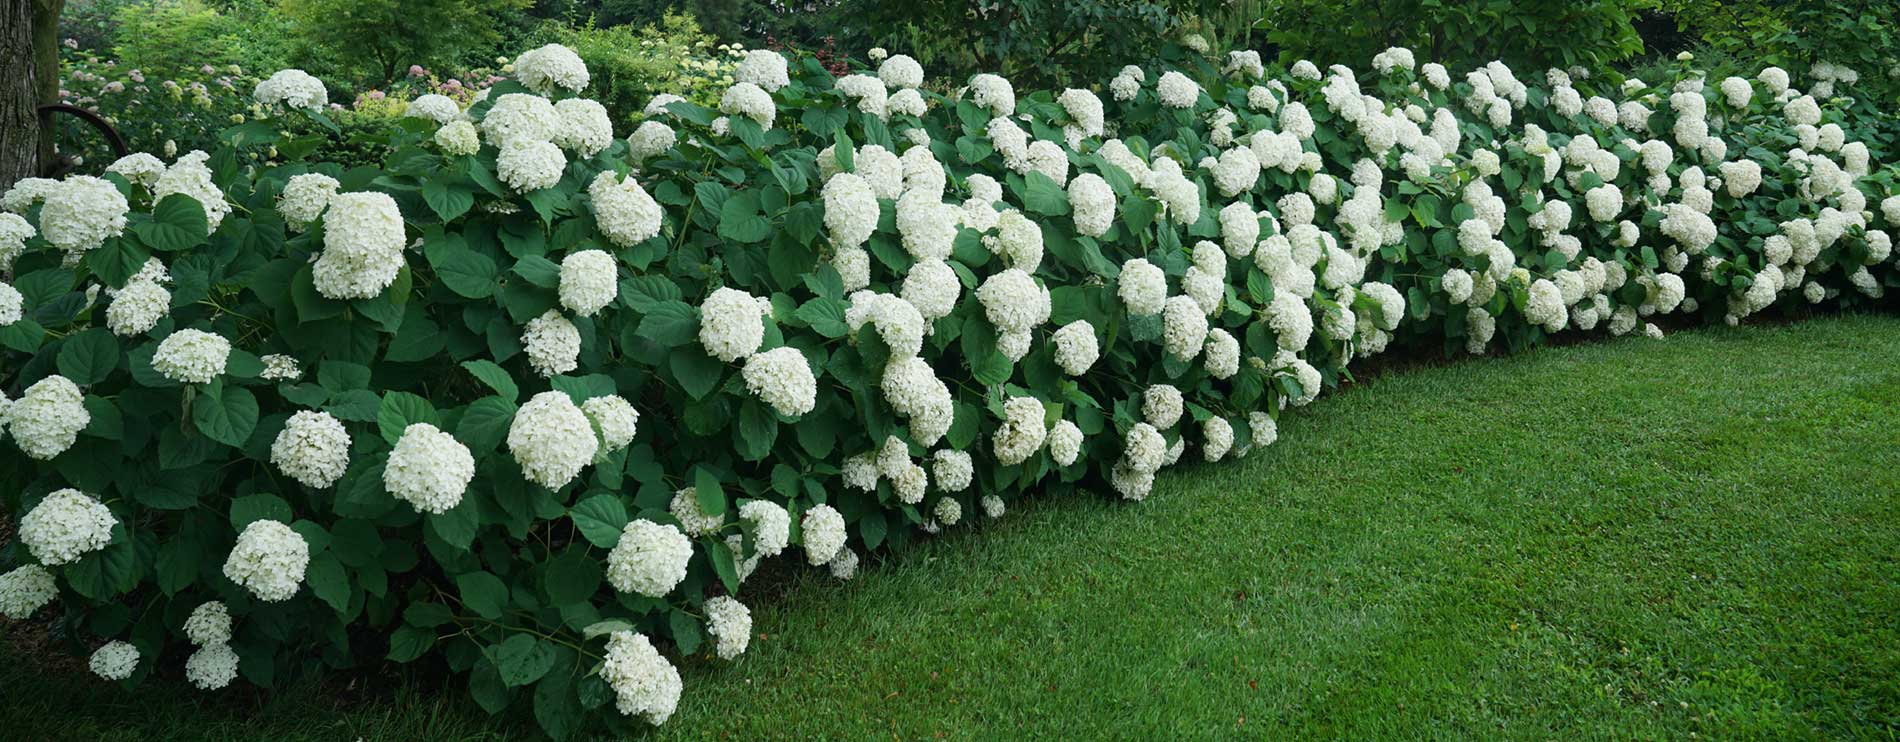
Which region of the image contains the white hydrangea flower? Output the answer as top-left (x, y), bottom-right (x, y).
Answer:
top-left (253, 68), bottom-right (327, 111)
top-left (900, 258), bottom-right (960, 323)
top-left (579, 394), bottom-right (638, 451)
top-left (1051, 320), bottom-right (1099, 375)
top-left (829, 547), bottom-right (859, 579)
top-left (482, 93), bottom-right (560, 149)
top-left (405, 93), bottom-right (462, 124)
top-left (935, 450), bottom-right (974, 491)
top-left (702, 595), bottom-right (753, 660)
top-left (1118, 258), bottom-right (1167, 316)
top-left (90, 641), bottom-right (140, 681)
top-left (551, 98), bottom-right (613, 158)
top-left (1202, 416), bottom-right (1234, 462)
top-left (186, 642), bottom-right (240, 690)
top-left (0, 565), bottom-right (58, 619)
top-left (802, 503), bottom-right (847, 565)
top-left (259, 354), bottom-right (301, 381)
top-left (739, 500), bottom-right (791, 557)
top-left (977, 268), bottom-right (1050, 337)
top-left (589, 171), bottom-right (664, 247)
top-left (313, 191), bottom-right (406, 300)
top-left (508, 391), bottom-right (599, 490)
top-left (224, 519), bottom-right (309, 602)
top-left (2, 177), bottom-right (58, 214)
top-left (20, 488), bottom-right (117, 565)
top-left (880, 54), bottom-right (924, 89)
top-left (185, 601), bottom-right (233, 646)
top-left (153, 151), bottom-right (231, 230)
top-left (0, 211), bottom-right (34, 269)
top-left (719, 82), bottom-right (777, 129)
top-left (522, 309), bottom-right (581, 377)
top-left (822, 172), bottom-right (879, 250)
top-left (608, 519), bottom-right (692, 597)
top-left (270, 410), bottom-right (351, 489)
top-left (699, 287), bottom-right (766, 362)
top-left (1068, 173), bottom-right (1116, 237)
top-left (968, 73), bottom-right (1016, 116)
top-left (40, 175), bottom-right (128, 254)
top-left (1249, 411), bottom-right (1279, 448)
top-left (627, 120), bottom-right (676, 163)
top-left (735, 49), bottom-right (790, 91)
top-left (669, 488), bottom-right (725, 537)
top-left (556, 249), bottom-right (618, 317)
top-left (153, 328), bottom-right (230, 384)
top-left (9, 375), bottom-right (89, 459)
top-left (741, 346), bottom-right (817, 418)
top-left (836, 74), bottom-right (889, 120)
top-left (0, 282), bottom-right (20, 326)
top-left (105, 152), bottom-right (166, 187)
top-left (497, 141), bottom-right (567, 192)
top-left (277, 173), bottom-right (339, 229)
top-left (434, 119), bottom-right (481, 156)
top-left (993, 396), bottom-right (1049, 466)
top-left (1121, 422), bottom-right (1167, 473)
top-left (1143, 385), bottom-right (1184, 428)
top-left (514, 44), bottom-right (590, 95)
top-left (384, 422), bottom-right (475, 514)
top-left (601, 630), bottom-right (681, 725)
top-left (1157, 71), bottom-right (1200, 108)
top-left (1204, 328), bottom-right (1240, 379)
top-left (1047, 419), bottom-right (1083, 466)
top-left (1161, 295), bottom-right (1207, 361)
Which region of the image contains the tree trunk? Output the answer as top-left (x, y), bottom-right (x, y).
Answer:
top-left (1, 0), bottom-right (65, 190)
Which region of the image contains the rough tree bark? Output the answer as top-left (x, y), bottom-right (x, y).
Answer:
top-left (1, 0), bottom-right (66, 190)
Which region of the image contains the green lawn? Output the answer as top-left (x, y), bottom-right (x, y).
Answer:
top-left (7, 314), bottom-right (1900, 740)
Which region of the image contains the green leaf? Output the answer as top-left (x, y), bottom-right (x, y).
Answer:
top-left (427, 238), bottom-right (499, 299)
top-left (717, 190), bottom-right (771, 243)
top-left (736, 400), bottom-right (778, 460)
top-left (533, 670), bottom-right (582, 741)
top-left (670, 349), bottom-right (722, 400)
top-left (693, 467), bottom-right (726, 518)
top-left (669, 609), bottom-right (702, 656)
top-left (456, 571), bottom-right (509, 619)
top-left (460, 360), bottom-right (519, 401)
top-left (428, 499), bottom-right (481, 549)
top-left (569, 494), bottom-right (629, 548)
top-left (491, 634), bottom-right (557, 688)
top-left (87, 238), bottom-right (150, 288)
top-left (230, 493), bottom-right (292, 528)
top-left (387, 625), bottom-right (435, 662)
top-left (378, 391), bottom-right (440, 446)
top-left (706, 536), bottom-right (739, 594)
top-left (543, 549), bottom-right (602, 606)
top-left (57, 328), bottom-right (120, 385)
top-left (636, 301), bottom-right (697, 347)
top-left (512, 255), bottom-right (562, 288)
top-left (192, 382), bottom-right (259, 447)
top-left (619, 275), bottom-right (681, 312)
top-left (422, 180), bottom-right (476, 222)
top-left (134, 194), bottom-right (210, 251)
top-left (306, 553), bottom-right (350, 614)
top-left (1023, 171), bottom-right (1072, 216)
top-left (456, 396), bottom-right (517, 454)
top-left (794, 297), bottom-right (847, 338)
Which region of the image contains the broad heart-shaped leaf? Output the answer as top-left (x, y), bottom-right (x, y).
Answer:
top-left (533, 668), bottom-right (582, 742)
top-left (704, 536), bottom-right (739, 595)
top-left (87, 237), bottom-right (150, 288)
top-left (134, 194), bottom-right (210, 251)
top-left (191, 380), bottom-right (259, 447)
top-left (512, 254), bottom-right (561, 288)
top-left (735, 399), bottom-right (778, 461)
top-left (305, 553), bottom-right (351, 614)
top-left (635, 300), bottom-right (697, 347)
top-left (490, 634), bottom-right (557, 688)
top-left (1023, 171), bottom-right (1072, 216)
top-left (65, 528), bottom-right (137, 600)
top-left (378, 391), bottom-right (440, 446)
top-left (669, 348), bottom-right (722, 400)
top-left (668, 608), bottom-right (702, 656)
top-left (794, 297), bottom-right (847, 338)
top-left (619, 275), bottom-right (681, 312)
top-left (543, 549), bottom-right (602, 606)
top-left (549, 374), bottom-right (616, 405)
top-left (455, 396), bottom-right (517, 454)
top-left (568, 494), bottom-right (629, 548)
top-left (387, 624), bottom-right (435, 663)
top-left (460, 359), bottom-right (518, 402)
top-left (426, 236), bottom-right (499, 299)
top-left (230, 493), bottom-right (293, 528)
top-left (56, 327), bottom-right (120, 385)
top-left (427, 498), bottom-right (481, 549)
top-left (422, 179), bottom-right (476, 222)
top-left (693, 467), bottom-right (726, 518)
top-left (717, 189), bottom-right (771, 243)
top-left (456, 571), bottom-right (508, 619)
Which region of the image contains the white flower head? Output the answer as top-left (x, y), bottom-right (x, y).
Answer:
top-left (384, 422), bottom-right (475, 514)
top-left (508, 391), bottom-right (600, 490)
top-left (608, 519), bottom-right (692, 597)
top-left (271, 410), bottom-right (351, 489)
top-left (20, 488), bottom-right (117, 565)
top-left (224, 519), bottom-right (309, 602)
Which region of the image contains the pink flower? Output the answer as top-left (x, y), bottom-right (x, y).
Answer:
top-left (63, 38), bottom-right (77, 49)
top-left (129, 70), bottom-right (145, 83)
top-left (201, 65), bottom-right (216, 74)
top-left (409, 65), bottom-right (428, 77)
top-left (367, 90), bottom-right (385, 100)
top-left (443, 79), bottom-right (463, 89)
top-left (104, 81), bottom-right (124, 93)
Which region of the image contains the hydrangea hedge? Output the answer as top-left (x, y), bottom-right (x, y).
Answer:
top-left (2, 37), bottom-right (1898, 738)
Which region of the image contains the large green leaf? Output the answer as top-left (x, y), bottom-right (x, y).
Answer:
top-left (57, 328), bottom-right (120, 385)
top-left (568, 495), bottom-right (629, 549)
top-left (191, 381), bottom-right (259, 447)
top-left (134, 194), bottom-right (210, 251)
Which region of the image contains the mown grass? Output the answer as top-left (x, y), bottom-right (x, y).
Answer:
top-left (5, 314), bottom-right (1899, 740)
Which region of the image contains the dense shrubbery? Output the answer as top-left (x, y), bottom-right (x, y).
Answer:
top-left (3, 31), bottom-right (1899, 741)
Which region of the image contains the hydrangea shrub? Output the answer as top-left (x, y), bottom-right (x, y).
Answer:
top-left (2, 40), bottom-right (1898, 738)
